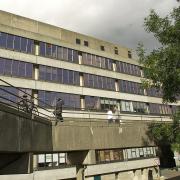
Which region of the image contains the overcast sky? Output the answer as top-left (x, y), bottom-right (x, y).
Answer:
top-left (1, 0), bottom-right (179, 51)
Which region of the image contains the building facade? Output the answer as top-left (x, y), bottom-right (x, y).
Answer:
top-left (0, 10), bottom-right (179, 180)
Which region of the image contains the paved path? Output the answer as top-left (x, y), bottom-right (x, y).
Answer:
top-left (161, 169), bottom-right (180, 180)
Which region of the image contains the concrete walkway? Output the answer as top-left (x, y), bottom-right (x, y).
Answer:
top-left (160, 169), bottom-right (180, 180)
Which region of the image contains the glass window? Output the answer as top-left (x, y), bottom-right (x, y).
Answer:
top-left (0, 32), bottom-right (7, 48)
top-left (63, 69), bottom-right (69, 84)
top-left (0, 58), bottom-right (5, 74)
top-left (19, 61), bottom-right (26, 77)
top-left (21, 37), bottom-right (28, 52)
top-left (27, 39), bottom-right (34, 54)
top-left (52, 67), bottom-right (57, 82)
top-left (39, 42), bottom-right (46, 56)
top-left (46, 43), bottom-right (52, 57)
top-left (25, 63), bottom-right (33, 78)
top-left (46, 66), bottom-right (52, 81)
top-left (12, 60), bottom-right (19, 76)
top-left (52, 45), bottom-right (57, 58)
top-left (57, 68), bottom-right (63, 83)
top-left (4, 59), bottom-right (12, 75)
top-left (6, 34), bottom-right (14, 49)
top-left (14, 36), bottom-right (21, 51)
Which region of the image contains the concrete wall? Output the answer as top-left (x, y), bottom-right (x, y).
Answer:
top-left (0, 10), bottom-right (135, 61)
top-left (0, 167), bottom-right (76, 180)
top-left (0, 103), bottom-right (52, 152)
top-left (84, 158), bottom-right (159, 176)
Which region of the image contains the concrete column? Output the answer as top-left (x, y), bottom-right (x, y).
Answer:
top-left (35, 44), bottom-right (39, 56)
top-left (33, 154), bottom-right (38, 171)
top-left (34, 65), bottom-right (39, 80)
top-left (79, 53), bottom-right (82, 64)
top-left (115, 80), bottom-right (119, 92)
top-left (83, 150), bottom-right (96, 165)
top-left (113, 61), bottom-right (116, 72)
top-left (81, 96), bottom-right (85, 110)
top-left (76, 166), bottom-right (84, 180)
top-left (80, 74), bottom-right (84, 87)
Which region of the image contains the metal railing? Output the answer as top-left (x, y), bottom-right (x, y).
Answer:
top-left (0, 78), bottom-right (174, 124)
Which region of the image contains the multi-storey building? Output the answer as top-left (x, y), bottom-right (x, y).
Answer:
top-left (0, 10), bottom-right (179, 180)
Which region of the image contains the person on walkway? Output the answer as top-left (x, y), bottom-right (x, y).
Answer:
top-left (107, 108), bottom-right (113, 123)
top-left (54, 98), bottom-right (64, 122)
top-left (18, 94), bottom-right (29, 112)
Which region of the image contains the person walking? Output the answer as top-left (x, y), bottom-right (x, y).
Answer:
top-left (54, 98), bottom-right (64, 122)
top-left (107, 109), bottom-right (113, 123)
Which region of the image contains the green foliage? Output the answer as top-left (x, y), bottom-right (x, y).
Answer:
top-left (137, 7), bottom-right (180, 103)
top-left (148, 111), bottom-right (180, 153)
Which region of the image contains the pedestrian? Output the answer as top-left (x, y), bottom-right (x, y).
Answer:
top-left (113, 106), bottom-right (120, 123)
top-left (107, 108), bottom-right (113, 123)
top-left (54, 98), bottom-right (64, 122)
top-left (18, 94), bottom-right (29, 112)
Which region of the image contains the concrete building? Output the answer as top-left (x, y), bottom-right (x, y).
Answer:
top-left (0, 10), bottom-right (179, 180)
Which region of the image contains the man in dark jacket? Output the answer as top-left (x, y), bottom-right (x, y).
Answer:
top-left (54, 98), bottom-right (64, 121)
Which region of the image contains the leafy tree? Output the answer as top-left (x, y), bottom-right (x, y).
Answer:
top-left (148, 111), bottom-right (180, 153)
top-left (137, 7), bottom-right (180, 103)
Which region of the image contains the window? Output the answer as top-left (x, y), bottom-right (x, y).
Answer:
top-left (100, 45), bottom-right (105, 51)
top-left (76, 38), bottom-right (81, 44)
top-left (38, 153), bottom-right (67, 168)
top-left (128, 50), bottom-right (132, 58)
top-left (84, 73), bottom-right (115, 91)
top-left (119, 80), bottom-right (144, 95)
top-left (114, 47), bottom-right (118, 55)
top-left (84, 41), bottom-right (89, 47)
top-left (121, 100), bottom-right (133, 112)
top-left (38, 90), bottom-right (80, 109)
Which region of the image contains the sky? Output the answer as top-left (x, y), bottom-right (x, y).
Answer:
top-left (1, 0), bottom-right (179, 51)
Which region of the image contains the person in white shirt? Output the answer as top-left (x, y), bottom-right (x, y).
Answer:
top-left (107, 109), bottom-right (113, 123)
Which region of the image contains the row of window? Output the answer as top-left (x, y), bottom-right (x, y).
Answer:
top-left (84, 73), bottom-right (115, 91)
top-left (38, 90), bottom-right (80, 109)
top-left (0, 32), bottom-right (137, 76)
top-left (0, 86), bottom-right (31, 104)
top-left (76, 38), bottom-right (132, 59)
top-left (0, 87), bottom-right (176, 115)
top-left (116, 61), bottom-right (141, 76)
top-left (146, 87), bottom-right (163, 98)
top-left (0, 32), bottom-right (34, 54)
top-left (96, 146), bottom-right (156, 163)
top-left (119, 80), bottom-right (144, 95)
top-left (39, 65), bottom-right (80, 86)
top-left (0, 58), bottom-right (33, 78)
top-left (82, 53), bottom-right (113, 70)
top-left (38, 153), bottom-right (66, 168)
top-left (0, 57), bottom-right (168, 98)
top-left (39, 42), bottom-right (79, 63)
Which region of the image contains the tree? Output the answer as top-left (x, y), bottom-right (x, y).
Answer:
top-left (137, 7), bottom-right (180, 103)
top-left (148, 112), bottom-right (180, 153)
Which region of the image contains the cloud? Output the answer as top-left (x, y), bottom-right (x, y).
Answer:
top-left (1, 0), bottom-right (179, 51)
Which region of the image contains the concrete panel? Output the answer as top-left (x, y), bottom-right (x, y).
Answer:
top-left (84, 158), bottom-right (159, 176)
top-left (0, 167), bottom-right (76, 180)
top-left (0, 103), bottom-right (52, 152)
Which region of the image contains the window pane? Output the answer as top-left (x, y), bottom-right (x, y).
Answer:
top-left (14, 36), bottom-right (21, 51)
top-left (19, 61), bottom-right (26, 77)
top-left (0, 32), bottom-right (7, 48)
top-left (63, 69), bottom-right (69, 84)
top-left (12, 60), bottom-right (19, 76)
top-left (6, 34), bottom-right (14, 49)
top-left (25, 63), bottom-right (33, 78)
top-left (21, 37), bottom-right (27, 52)
top-left (27, 39), bottom-right (34, 54)
top-left (46, 66), bottom-right (52, 81)
top-left (4, 59), bottom-right (12, 75)
top-left (57, 68), bottom-right (62, 83)
top-left (39, 42), bottom-right (46, 56)
top-left (52, 67), bottom-right (57, 82)
top-left (0, 58), bottom-right (5, 74)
